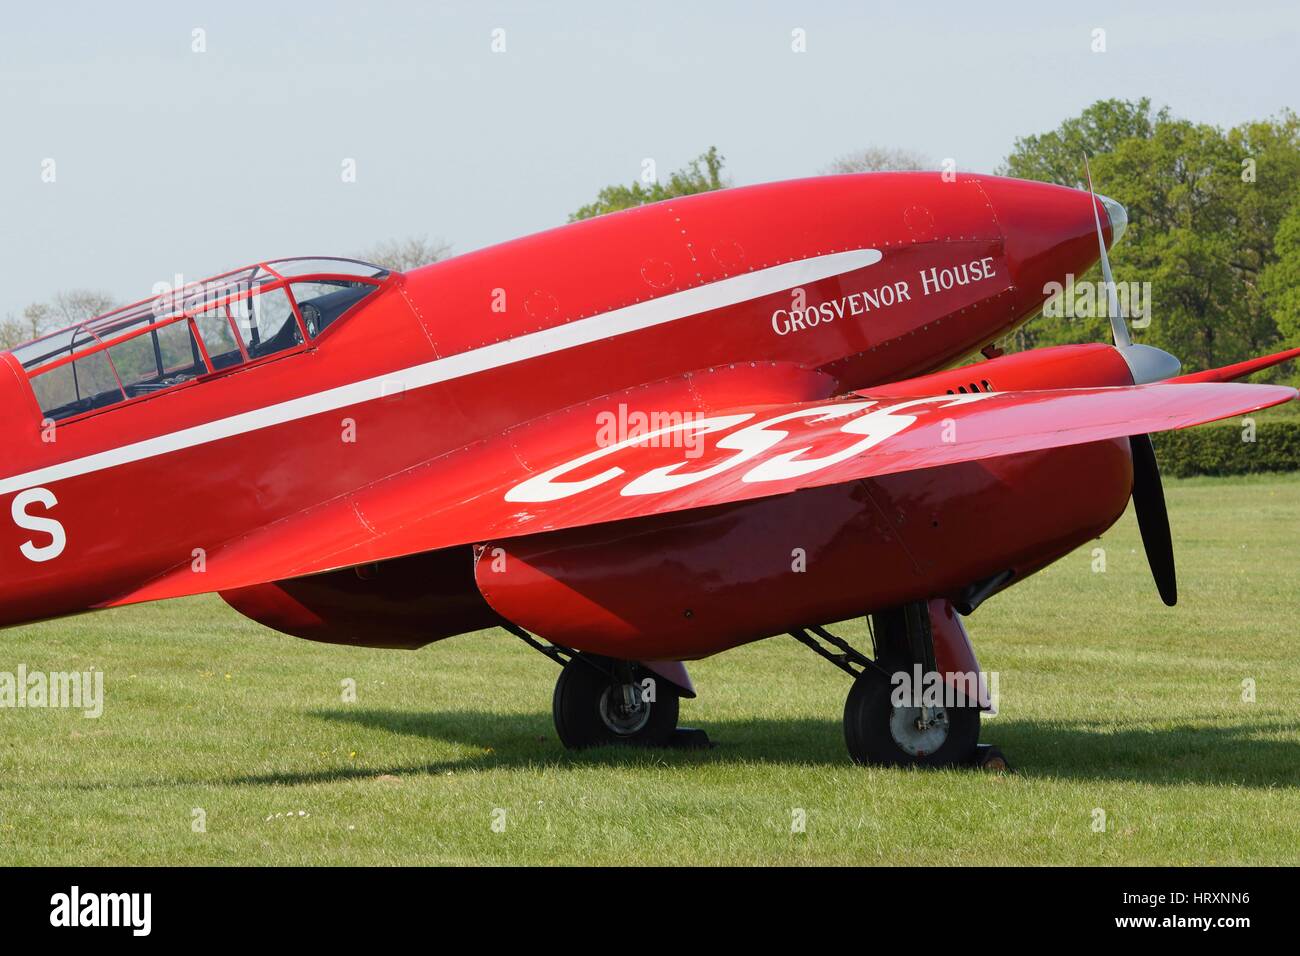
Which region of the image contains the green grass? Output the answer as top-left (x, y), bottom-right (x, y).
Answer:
top-left (2, 474), bottom-right (1299, 866)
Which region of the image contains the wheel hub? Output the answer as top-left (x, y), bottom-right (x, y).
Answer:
top-left (598, 684), bottom-right (651, 736)
top-left (888, 705), bottom-right (950, 757)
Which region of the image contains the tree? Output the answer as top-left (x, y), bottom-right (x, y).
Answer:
top-left (354, 236), bottom-right (451, 273)
top-left (50, 290), bottom-right (117, 328)
top-left (823, 146), bottom-right (928, 174)
top-left (0, 317), bottom-right (31, 351)
top-left (998, 101), bottom-right (1300, 374)
top-left (1261, 200), bottom-right (1300, 360)
top-left (1, 303), bottom-right (53, 349)
top-left (998, 97), bottom-right (1166, 186)
top-left (570, 147), bottom-right (728, 221)
top-left (0, 290), bottom-right (118, 351)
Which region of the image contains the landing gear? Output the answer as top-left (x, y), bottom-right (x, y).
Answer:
top-left (500, 624), bottom-right (688, 749)
top-left (848, 603), bottom-right (981, 767)
top-left (791, 604), bottom-right (984, 769)
top-left (843, 665), bottom-right (980, 767)
top-left (552, 654), bottom-right (680, 749)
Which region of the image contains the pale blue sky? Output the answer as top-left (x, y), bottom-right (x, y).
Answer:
top-left (1, 1), bottom-right (1296, 320)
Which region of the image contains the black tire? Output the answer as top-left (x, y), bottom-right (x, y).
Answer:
top-left (552, 654), bottom-right (680, 749)
top-left (843, 664), bottom-right (980, 768)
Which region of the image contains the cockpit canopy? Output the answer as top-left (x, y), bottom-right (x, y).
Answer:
top-left (10, 257), bottom-right (390, 423)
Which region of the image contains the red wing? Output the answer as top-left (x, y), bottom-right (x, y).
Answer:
top-left (104, 380), bottom-right (1295, 607)
top-left (1166, 345), bottom-right (1300, 384)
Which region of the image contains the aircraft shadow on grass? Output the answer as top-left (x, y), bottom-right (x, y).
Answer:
top-left (211, 708), bottom-right (1300, 790)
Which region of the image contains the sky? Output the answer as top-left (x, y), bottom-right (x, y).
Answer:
top-left (1, 1), bottom-right (1297, 321)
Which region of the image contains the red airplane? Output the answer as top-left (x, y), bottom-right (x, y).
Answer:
top-left (3, 171), bottom-right (1296, 768)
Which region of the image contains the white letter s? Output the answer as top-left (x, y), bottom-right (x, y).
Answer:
top-left (13, 487), bottom-right (66, 562)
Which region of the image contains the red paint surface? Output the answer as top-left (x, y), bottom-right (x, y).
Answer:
top-left (0, 173), bottom-right (1291, 664)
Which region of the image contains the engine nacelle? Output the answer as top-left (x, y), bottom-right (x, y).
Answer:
top-left (221, 546), bottom-right (501, 649)
top-left (474, 438), bottom-right (1134, 660)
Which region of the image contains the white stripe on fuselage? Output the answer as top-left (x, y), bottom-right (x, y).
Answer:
top-left (0, 248), bottom-right (882, 495)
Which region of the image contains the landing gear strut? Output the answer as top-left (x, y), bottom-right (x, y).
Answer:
top-left (792, 605), bottom-right (984, 768)
top-left (503, 624), bottom-right (699, 749)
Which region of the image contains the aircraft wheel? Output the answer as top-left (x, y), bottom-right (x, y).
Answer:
top-left (843, 665), bottom-right (980, 768)
top-left (552, 654), bottom-right (679, 749)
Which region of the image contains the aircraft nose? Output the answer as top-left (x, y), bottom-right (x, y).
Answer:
top-left (973, 175), bottom-right (1112, 314)
top-left (1097, 194), bottom-right (1127, 246)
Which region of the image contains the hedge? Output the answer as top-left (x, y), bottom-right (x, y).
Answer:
top-left (1152, 420), bottom-right (1300, 477)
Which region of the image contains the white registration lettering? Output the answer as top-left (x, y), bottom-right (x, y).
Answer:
top-left (505, 394), bottom-right (998, 503)
top-left (12, 487), bottom-right (66, 562)
top-left (620, 403), bottom-right (874, 496)
top-left (504, 414), bottom-right (753, 503)
top-left (742, 394), bottom-right (990, 483)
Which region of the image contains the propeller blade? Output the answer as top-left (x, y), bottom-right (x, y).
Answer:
top-left (1129, 433), bottom-right (1177, 606)
top-left (1083, 153), bottom-right (1130, 348)
top-left (1086, 156), bottom-right (1177, 605)
top-left (1081, 154), bottom-right (1182, 383)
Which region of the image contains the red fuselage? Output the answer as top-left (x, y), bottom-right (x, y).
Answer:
top-left (0, 173), bottom-right (1115, 647)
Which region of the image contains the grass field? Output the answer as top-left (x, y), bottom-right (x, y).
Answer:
top-left (2, 474), bottom-right (1298, 866)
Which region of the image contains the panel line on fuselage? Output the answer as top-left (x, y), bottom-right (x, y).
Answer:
top-left (0, 248), bottom-right (882, 495)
